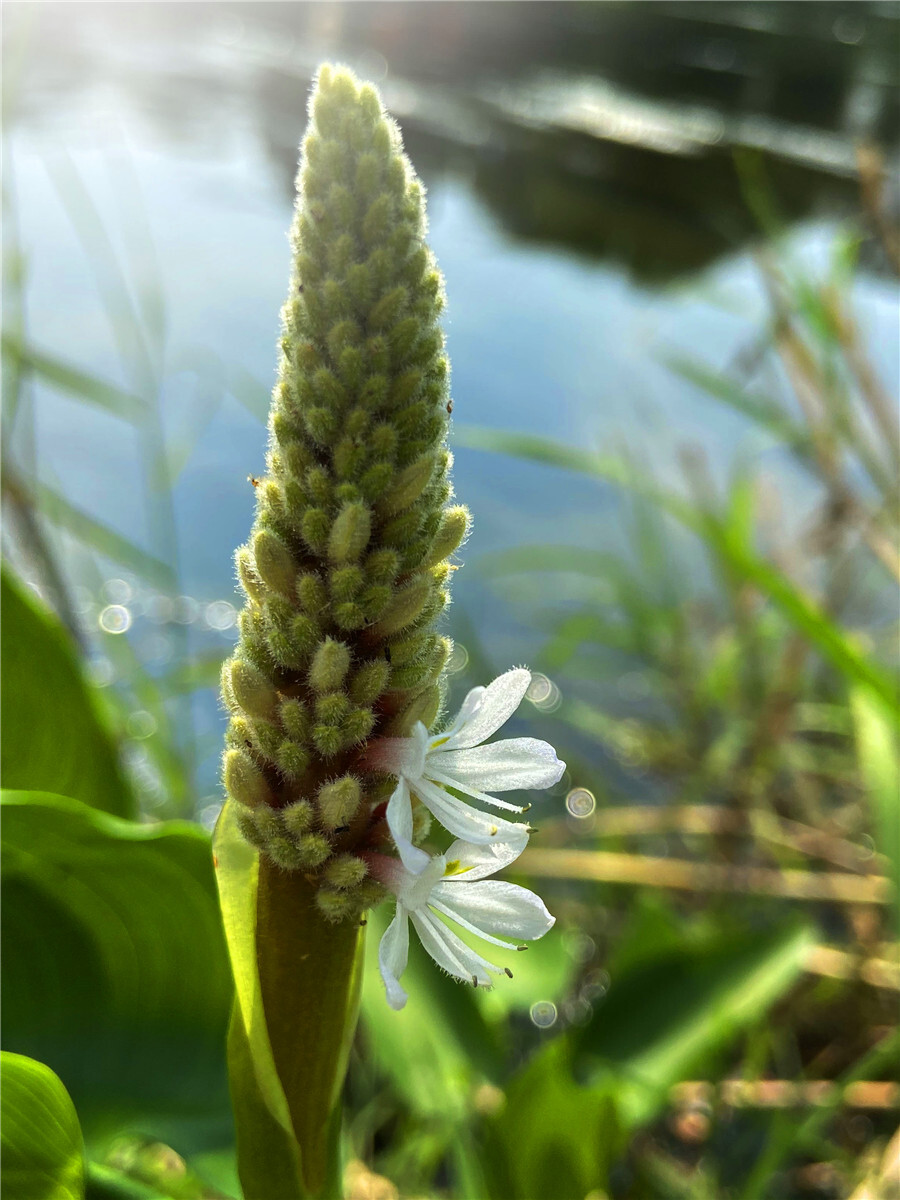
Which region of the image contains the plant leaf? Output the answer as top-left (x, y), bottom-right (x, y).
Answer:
top-left (0, 1053), bottom-right (85, 1200)
top-left (489, 922), bottom-right (813, 1197)
top-left (1, 790), bottom-right (232, 1142)
top-left (0, 569), bottom-right (134, 818)
top-left (851, 685), bottom-right (900, 918)
top-left (1, 333), bottom-right (146, 422)
top-left (573, 922), bottom-right (815, 1128)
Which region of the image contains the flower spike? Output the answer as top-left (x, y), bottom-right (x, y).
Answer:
top-left (220, 64), bottom-right (469, 922)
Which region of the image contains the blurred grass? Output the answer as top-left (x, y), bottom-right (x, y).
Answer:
top-left (2, 137), bottom-right (898, 1200)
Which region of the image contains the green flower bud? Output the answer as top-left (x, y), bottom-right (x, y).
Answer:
top-left (309, 637), bottom-right (351, 692)
top-left (223, 748), bottom-right (270, 809)
top-left (296, 571), bottom-right (328, 613)
top-left (280, 698), bottom-right (310, 744)
top-left (421, 505), bottom-right (470, 568)
top-left (318, 775), bottom-right (361, 830)
top-left (315, 888), bottom-right (360, 924)
top-left (276, 739), bottom-right (310, 780)
top-left (267, 833), bottom-right (331, 871)
top-left (349, 659), bottom-right (391, 705)
top-left (328, 502), bottom-right (372, 564)
top-left (323, 854), bottom-right (368, 891)
top-left (411, 804), bottom-right (432, 844)
top-left (252, 529), bottom-right (297, 598)
top-left (252, 804), bottom-right (284, 843)
top-left (282, 799), bottom-right (315, 837)
top-left (228, 658), bottom-right (278, 721)
top-left (377, 455), bottom-right (435, 518)
top-left (236, 547), bottom-right (263, 603)
top-left (368, 575), bottom-right (432, 639)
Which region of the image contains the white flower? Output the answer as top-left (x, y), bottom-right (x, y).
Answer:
top-left (369, 837), bottom-right (555, 1010)
top-left (368, 668), bottom-right (565, 868)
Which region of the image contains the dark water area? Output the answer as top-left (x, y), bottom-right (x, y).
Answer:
top-left (4, 2), bottom-right (899, 805)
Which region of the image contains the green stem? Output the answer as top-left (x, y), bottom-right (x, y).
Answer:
top-left (254, 860), bottom-right (363, 1198)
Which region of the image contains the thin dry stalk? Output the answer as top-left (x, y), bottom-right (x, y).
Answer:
top-left (517, 847), bottom-right (893, 905)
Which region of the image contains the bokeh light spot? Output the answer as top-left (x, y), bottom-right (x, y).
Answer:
top-left (566, 787), bottom-right (596, 818)
top-left (99, 604), bottom-right (132, 634)
top-left (529, 1000), bottom-right (558, 1029)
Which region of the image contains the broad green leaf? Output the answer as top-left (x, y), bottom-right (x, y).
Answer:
top-left (573, 922), bottom-right (815, 1128)
top-left (1, 791), bottom-right (232, 1140)
top-left (485, 1039), bottom-right (620, 1200)
top-left (489, 923), bottom-right (812, 1198)
top-left (851, 685), bottom-right (900, 913)
top-left (214, 798), bottom-right (363, 1199)
top-left (0, 1053), bottom-right (85, 1200)
top-left (0, 570), bottom-right (134, 817)
top-left (212, 800), bottom-right (301, 1199)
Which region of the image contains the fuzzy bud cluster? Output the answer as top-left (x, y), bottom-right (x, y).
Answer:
top-left (221, 65), bottom-right (469, 922)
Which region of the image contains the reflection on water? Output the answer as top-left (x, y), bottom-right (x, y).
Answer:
top-left (3, 2), bottom-right (898, 797)
top-left (9, 3), bottom-right (899, 277)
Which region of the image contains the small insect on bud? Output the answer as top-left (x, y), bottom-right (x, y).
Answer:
top-left (317, 775), bottom-right (362, 830)
top-left (223, 748), bottom-right (270, 809)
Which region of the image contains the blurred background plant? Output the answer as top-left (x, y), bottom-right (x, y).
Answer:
top-left (1, 4), bottom-right (897, 1199)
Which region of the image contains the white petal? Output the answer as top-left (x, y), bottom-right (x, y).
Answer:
top-left (410, 908), bottom-right (501, 987)
top-left (434, 879), bottom-right (555, 942)
top-left (432, 686), bottom-right (484, 747)
top-left (441, 837), bottom-right (528, 881)
top-left (425, 766), bottom-right (527, 813)
top-left (428, 895), bottom-right (520, 950)
top-left (414, 776), bottom-right (531, 848)
top-left (397, 852), bottom-right (447, 911)
top-left (378, 907), bottom-right (410, 1010)
top-left (431, 738), bottom-right (565, 792)
top-left (386, 779), bottom-right (430, 873)
top-left (367, 724), bottom-right (428, 780)
top-left (439, 668), bottom-right (531, 751)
